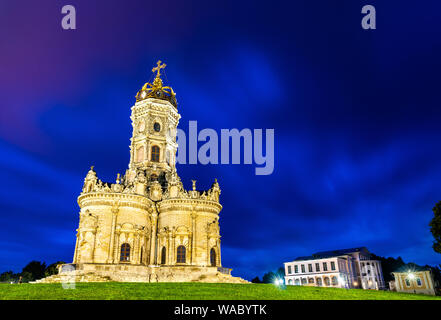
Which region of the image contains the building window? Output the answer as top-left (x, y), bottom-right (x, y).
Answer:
top-left (316, 278), bottom-right (323, 286)
top-left (332, 276), bottom-right (338, 286)
top-left (301, 278), bottom-right (307, 285)
top-left (294, 265), bottom-right (298, 273)
top-left (288, 279), bottom-right (293, 285)
top-left (120, 243), bottom-right (130, 262)
top-left (295, 279), bottom-right (300, 285)
top-left (324, 277), bottom-right (330, 286)
top-left (210, 248), bottom-right (217, 266)
top-left (308, 264), bottom-right (313, 272)
top-left (308, 278), bottom-right (314, 284)
top-left (177, 245), bottom-right (186, 263)
top-left (288, 266), bottom-right (292, 274)
top-left (161, 247), bottom-right (166, 265)
top-left (151, 146), bottom-right (160, 162)
top-left (140, 246), bottom-right (144, 264)
top-left (323, 262), bottom-right (328, 271)
top-left (405, 279), bottom-right (411, 287)
top-left (315, 263), bottom-right (320, 272)
top-left (416, 278), bottom-right (422, 286)
top-left (301, 265), bottom-right (305, 273)
top-left (331, 261), bottom-right (336, 270)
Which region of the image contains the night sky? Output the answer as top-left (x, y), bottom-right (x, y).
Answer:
top-left (1, 1), bottom-right (440, 280)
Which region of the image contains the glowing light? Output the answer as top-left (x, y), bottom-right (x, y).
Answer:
top-left (408, 273), bottom-right (415, 280)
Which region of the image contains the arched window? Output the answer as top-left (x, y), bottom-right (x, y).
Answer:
top-left (316, 278), bottom-right (323, 286)
top-left (416, 278), bottom-right (422, 286)
top-left (151, 146), bottom-right (160, 162)
top-left (324, 277), bottom-right (330, 286)
top-left (295, 279), bottom-right (300, 285)
top-left (332, 276), bottom-right (338, 286)
top-left (405, 279), bottom-right (411, 287)
top-left (210, 248), bottom-right (216, 266)
top-left (177, 246), bottom-right (186, 263)
top-left (308, 278), bottom-right (314, 284)
top-left (288, 279), bottom-right (293, 285)
top-left (161, 247), bottom-right (166, 265)
top-left (301, 278), bottom-right (307, 285)
top-left (120, 243), bottom-right (130, 262)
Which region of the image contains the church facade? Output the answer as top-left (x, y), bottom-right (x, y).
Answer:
top-left (36, 61), bottom-right (246, 283)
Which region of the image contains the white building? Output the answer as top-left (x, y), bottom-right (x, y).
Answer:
top-left (284, 247), bottom-right (385, 290)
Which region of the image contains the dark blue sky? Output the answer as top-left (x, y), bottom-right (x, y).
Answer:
top-left (0, 0), bottom-right (440, 280)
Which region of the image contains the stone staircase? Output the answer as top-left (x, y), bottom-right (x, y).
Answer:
top-left (31, 271), bottom-right (111, 284)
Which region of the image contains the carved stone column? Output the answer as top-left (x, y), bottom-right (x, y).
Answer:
top-left (113, 231), bottom-right (121, 263)
top-left (91, 229), bottom-right (98, 263)
top-left (191, 210), bottom-right (196, 264)
top-left (107, 206), bottom-right (119, 263)
top-left (149, 213), bottom-right (158, 265)
top-left (218, 240), bottom-right (222, 267)
top-left (168, 231), bottom-right (173, 265)
top-left (188, 231), bottom-right (193, 266)
top-left (73, 229), bottom-right (79, 263)
top-left (133, 231), bottom-right (140, 264)
top-left (171, 233), bottom-right (176, 265)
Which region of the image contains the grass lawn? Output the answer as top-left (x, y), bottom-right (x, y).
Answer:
top-left (0, 282), bottom-right (439, 300)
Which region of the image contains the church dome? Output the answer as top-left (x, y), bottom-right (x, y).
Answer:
top-left (135, 60), bottom-right (178, 108)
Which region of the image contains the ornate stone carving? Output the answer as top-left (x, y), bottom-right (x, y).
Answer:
top-left (149, 180), bottom-right (162, 201)
top-left (79, 210), bottom-right (98, 230)
top-left (82, 166), bottom-right (97, 193)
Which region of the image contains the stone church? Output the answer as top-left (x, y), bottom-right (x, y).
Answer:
top-left (36, 61), bottom-right (246, 283)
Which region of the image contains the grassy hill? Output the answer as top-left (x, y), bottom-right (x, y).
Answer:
top-left (0, 282), bottom-right (439, 300)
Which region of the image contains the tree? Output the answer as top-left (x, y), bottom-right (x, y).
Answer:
top-left (0, 271), bottom-right (18, 283)
top-left (45, 261), bottom-right (65, 277)
top-left (22, 261), bottom-right (46, 281)
top-left (262, 271), bottom-right (276, 284)
top-left (275, 267), bottom-right (285, 280)
top-left (20, 271), bottom-right (33, 283)
top-left (251, 277), bottom-right (262, 283)
top-left (430, 201), bottom-right (441, 254)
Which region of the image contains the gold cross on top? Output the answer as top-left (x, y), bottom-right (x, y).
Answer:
top-left (152, 60), bottom-right (166, 78)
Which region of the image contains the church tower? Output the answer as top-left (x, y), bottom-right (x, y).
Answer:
top-left (37, 61), bottom-right (247, 284)
top-left (126, 60), bottom-right (180, 187)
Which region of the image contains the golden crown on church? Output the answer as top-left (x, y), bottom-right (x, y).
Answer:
top-left (135, 60), bottom-right (178, 108)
